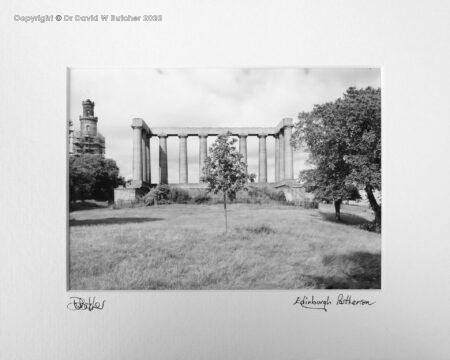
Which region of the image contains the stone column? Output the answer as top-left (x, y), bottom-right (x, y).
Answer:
top-left (279, 129), bottom-right (285, 181)
top-left (179, 134), bottom-right (188, 184)
top-left (258, 134), bottom-right (267, 183)
top-left (159, 134), bottom-right (168, 184)
top-left (239, 134), bottom-right (248, 173)
top-left (284, 125), bottom-right (294, 179)
top-left (199, 134), bottom-right (208, 182)
top-left (275, 135), bottom-right (279, 182)
top-left (145, 135), bottom-right (151, 184)
top-left (141, 135), bottom-right (147, 183)
top-left (132, 125), bottom-right (143, 182)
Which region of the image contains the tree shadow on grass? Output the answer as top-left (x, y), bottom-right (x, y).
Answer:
top-left (302, 251), bottom-right (381, 289)
top-left (69, 201), bottom-right (108, 212)
top-left (317, 211), bottom-right (372, 226)
top-left (69, 217), bottom-right (164, 226)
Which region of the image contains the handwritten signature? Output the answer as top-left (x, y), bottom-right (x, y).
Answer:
top-left (293, 295), bottom-right (331, 312)
top-left (67, 297), bottom-right (105, 311)
top-left (293, 294), bottom-right (375, 312)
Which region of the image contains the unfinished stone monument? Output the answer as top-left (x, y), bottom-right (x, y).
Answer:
top-left (114, 117), bottom-right (308, 205)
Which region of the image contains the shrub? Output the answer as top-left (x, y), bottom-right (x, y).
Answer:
top-left (170, 187), bottom-right (191, 203)
top-left (245, 186), bottom-right (286, 204)
top-left (194, 193), bottom-right (211, 204)
top-left (267, 189), bottom-right (286, 202)
top-left (142, 190), bottom-right (156, 206)
top-left (142, 185), bottom-right (192, 205)
top-left (247, 188), bottom-right (258, 198)
top-left (155, 184), bottom-right (171, 200)
top-left (142, 184), bottom-right (171, 206)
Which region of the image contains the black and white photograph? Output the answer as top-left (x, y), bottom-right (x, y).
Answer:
top-left (68, 67), bottom-right (382, 290)
top-left (3, 1), bottom-right (450, 359)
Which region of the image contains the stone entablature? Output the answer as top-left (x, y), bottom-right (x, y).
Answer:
top-left (149, 127), bottom-right (275, 137)
top-left (147, 118), bottom-right (292, 137)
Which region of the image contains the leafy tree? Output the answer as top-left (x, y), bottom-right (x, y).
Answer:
top-left (69, 156), bottom-right (95, 201)
top-left (292, 87), bottom-right (381, 227)
top-left (202, 133), bottom-right (256, 232)
top-left (69, 154), bottom-right (124, 202)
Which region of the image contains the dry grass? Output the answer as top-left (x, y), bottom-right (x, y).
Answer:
top-left (69, 203), bottom-right (381, 290)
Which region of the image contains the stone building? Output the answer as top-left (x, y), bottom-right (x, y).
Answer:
top-left (114, 117), bottom-right (311, 205)
top-left (69, 99), bottom-right (105, 156)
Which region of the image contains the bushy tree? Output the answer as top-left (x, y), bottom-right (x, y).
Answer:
top-left (292, 87), bottom-right (381, 227)
top-left (202, 133), bottom-right (256, 232)
top-left (69, 154), bottom-right (124, 202)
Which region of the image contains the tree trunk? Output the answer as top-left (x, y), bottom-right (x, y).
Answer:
top-left (365, 184), bottom-right (381, 227)
top-left (334, 199), bottom-right (342, 221)
top-left (223, 192), bottom-right (228, 233)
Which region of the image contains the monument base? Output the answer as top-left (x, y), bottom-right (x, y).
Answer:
top-left (274, 180), bottom-right (314, 203)
top-left (113, 180), bottom-right (314, 206)
top-left (128, 180), bottom-right (152, 189)
top-left (114, 185), bottom-right (150, 206)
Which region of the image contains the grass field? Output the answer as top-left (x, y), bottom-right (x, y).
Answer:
top-left (69, 203), bottom-right (381, 290)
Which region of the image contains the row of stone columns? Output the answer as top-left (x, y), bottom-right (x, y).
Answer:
top-left (132, 126), bottom-right (294, 185)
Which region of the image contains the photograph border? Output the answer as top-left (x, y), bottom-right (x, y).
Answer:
top-left (66, 65), bottom-right (383, 292)
top-left (2, 1), bottom-right (450, 358)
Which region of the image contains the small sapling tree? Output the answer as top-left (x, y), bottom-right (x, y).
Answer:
top-left (202, 133), bottom-right (256, 232)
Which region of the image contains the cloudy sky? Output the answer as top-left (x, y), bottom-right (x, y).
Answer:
top-left (69, 68), bottom-right (380, 183)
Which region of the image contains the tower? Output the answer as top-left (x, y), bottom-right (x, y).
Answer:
top-left (70, 99), bottom-right (105, 156)
top-left (79, 99), bottom-right (98, 137)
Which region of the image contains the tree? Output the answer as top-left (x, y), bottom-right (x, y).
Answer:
top-left (292, 87), bottom-right (381, 227)
top-left (300, 168), bottom-right (361, 221)
top-left (202, 133), bottom-right (256, 232)
top-left (69, 155), bottom-right (95, 201)
top-left (69, 154), bottom-right (124, 202)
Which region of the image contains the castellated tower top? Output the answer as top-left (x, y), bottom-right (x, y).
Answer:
top-left (82, 99), bottom-right (96, 117)
top-left (79, 99), bottom-right (98, 137)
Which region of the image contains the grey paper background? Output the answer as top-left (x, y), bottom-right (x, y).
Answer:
top-left (1, 0), bottom-right (449, 359)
